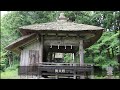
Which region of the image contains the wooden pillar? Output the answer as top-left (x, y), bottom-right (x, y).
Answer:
top-left (43, 50), bottom-right (48, 62)
top-left (72, 53), bottom-right (75, 63)
top-left (54, 53), bottom-right (55, 59)
top-left (50, 52), bottom-right (52, 62)
top-left (53, 52), bottom-right (55, 62)
top-left (79, 40), bottom-right (84, 66)
top-left (39, 35), bottom-right (43, 63)
top-left (74, 53), bottom-right (76, 63)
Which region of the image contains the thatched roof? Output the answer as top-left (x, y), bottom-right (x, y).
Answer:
top-left (19, 22), bottom-right (103, 31)
top-left (5, 33), bottom-right (36, 53)
top-left (19, 13), bottom-right (104, 35)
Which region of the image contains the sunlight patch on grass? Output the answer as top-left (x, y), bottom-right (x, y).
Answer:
top-left (1, 69), bottom-right (20, 79)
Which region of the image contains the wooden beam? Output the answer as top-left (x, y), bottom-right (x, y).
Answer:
top-left (66, 34), bottom-right (69, 37)
top-left (58, 45), bottom-right (59, 49)
top-left (65, 45), bottom-right (66, 49)
top-left (48, 46), bottom-right (76, 53)
top-left (44, 39), bottom-right (79, 46)
top-left (68, 34), bottom-right (77, 37)
top-left (50, 44), bottom-right (52, 48)
top-left (47, 33), bottom-right (56, 36)
top-left (71, 45), bottom-right (72, 49)
top-left (58, 33), bottom-right (66, 36)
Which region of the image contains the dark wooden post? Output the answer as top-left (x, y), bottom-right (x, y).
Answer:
top-left (43, 50), bottom-right (48, 62)
top-left (54, 53), bottom-right (55, 60)
top-left (79, 40), bottom-right (84, 66)
top-left (50, 52), bottom-right (52, 62)
top-left (74, 52), bottom-right (76, 63)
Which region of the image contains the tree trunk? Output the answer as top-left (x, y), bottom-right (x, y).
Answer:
top-left (8, 54), bottom-right (13, 67)
top-left (111, 47), bottom-right (114, 58)
top-left (107, 48), bottom-right (110, 58)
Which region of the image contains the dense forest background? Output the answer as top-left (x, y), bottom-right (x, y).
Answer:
top-left (1, 11), bottom-right (120, 78)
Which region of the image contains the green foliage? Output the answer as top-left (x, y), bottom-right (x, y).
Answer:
top-left (1, 63), bottom-right (19, 79)
top-left (94, 56), bottom-right (105, 64)
top-left (5, 64), bottom-right (19, 71)
top-left (102, 60), bottom-right (119, 69)
top-left (84, 57), bottom-right (93, 63)
top-left (64, 53), bottom-right (72, 63)
top-left (85, 31), bottom-right (120, 69)
top-left (0, 51), bottom-right (8, 71)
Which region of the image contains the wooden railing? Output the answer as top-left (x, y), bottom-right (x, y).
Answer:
top-left (38, 62), bottom-right (94, 66)
top-left (19, 62), bottom-right (94, 78)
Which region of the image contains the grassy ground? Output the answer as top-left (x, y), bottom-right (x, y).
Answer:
top-left (1, 69), bottom-right (20, 79)
top-left (94, 75), bottom-right (119, 79)
top-left (1, 64), bottom-right (20, 79)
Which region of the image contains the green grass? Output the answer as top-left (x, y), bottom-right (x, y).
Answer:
top-left (1, 64), bottom-right (20, 79)
top-left (94, 75), bottom-right (120, 79)
top-left (1, 69), bottom-right (19, 79)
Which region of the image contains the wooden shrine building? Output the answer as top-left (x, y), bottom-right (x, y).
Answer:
top-left (5, 13), bottom-right (104, 79)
